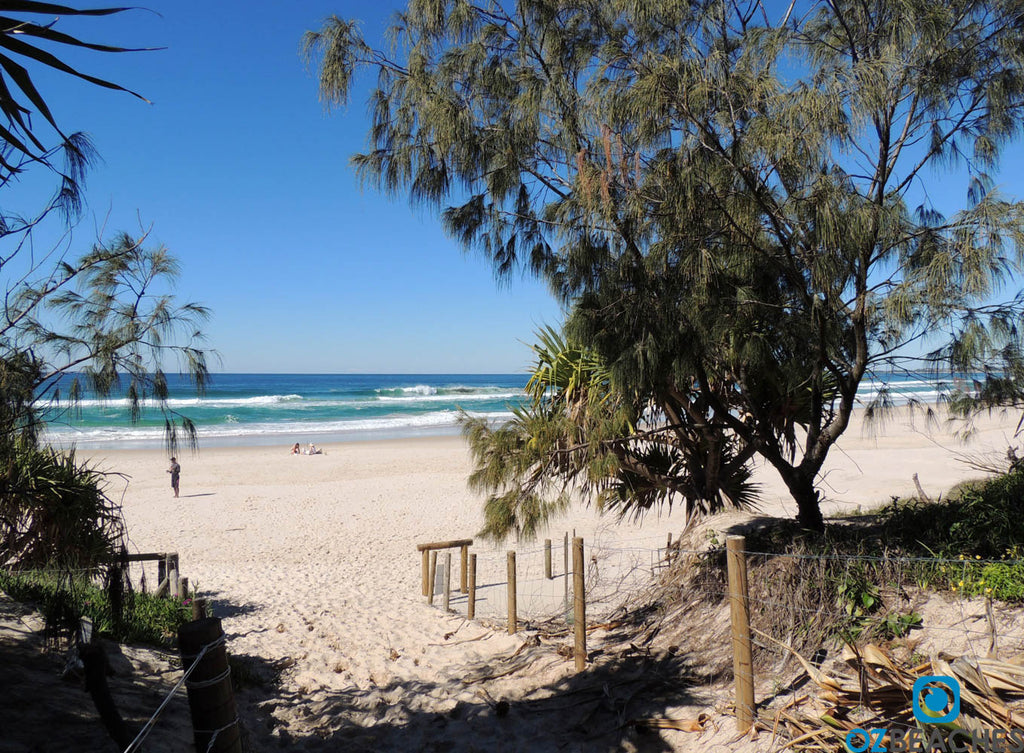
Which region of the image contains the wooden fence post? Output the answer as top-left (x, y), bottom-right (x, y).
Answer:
top-left (544, 539), bottom-right (552, 579)
top-left (573, 537), bottom-right (586, 671)
top-left (178, 617), bottom-right (241, 753)
top-left (192, 598), bottom-right (208, 621)
top-left (507, 551), bottom-right (517, 634)
top-left (428, 551), bottom-right (437, 605)
top-left (468, 553), bottom-right (477, 620)
top-left (727, 535), bottom-right (755, 732)
top-left (421, 549), bottom-right (430, 596)
top-left (443, 552), bottom-right (452, 613)
top-left (180, 577), bottom-right (190, 599)
top-left (460, 544), bottom-right (469, 594)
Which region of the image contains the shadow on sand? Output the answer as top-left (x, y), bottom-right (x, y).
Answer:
top-left (229, 637), bottom-right (719, 753)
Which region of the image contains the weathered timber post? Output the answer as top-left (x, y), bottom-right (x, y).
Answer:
top-left (573, 537), bottom-right (586, 671)
top-left (428, 551), bottom-right (437, 605)
top-left (507, 550), bottom-right (517, 634)
top-left (467, 553), bottom-right (477, 620)
top-left (192, 598), bottom-right (208, 621)
top-left (178, 618), bottom-right (241, 753)
top-left (422, 549), bottom-right (430, 596)
top-left (180, 577), bottom-right (190, 599)
top-left (460, 544), bottom-right (469, 594)
top-left (443, 552), bottom-right (452, 613)
top-left (544, 539), bottom-right (552, 579)
top-left (727, 535), bottom-right (755, 732)
top-left (666, 532), bottom-right (673, 562)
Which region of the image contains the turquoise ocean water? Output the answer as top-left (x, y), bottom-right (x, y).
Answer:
top-left (39, 371), bottom-right (962, 450)
top-left (41, 373), bottom-right (529, 450)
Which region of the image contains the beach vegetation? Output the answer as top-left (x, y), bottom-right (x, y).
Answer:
top-left (0, 567), bottom-right (192, 647)
top-left (307, 0), bottom-right (1024, 532)
top-left (0, 4), bottom-right (211, 640)
top-left (0, 3), bottom-right (148, 231)
top-left (462, 325), bottom-right (758, 539)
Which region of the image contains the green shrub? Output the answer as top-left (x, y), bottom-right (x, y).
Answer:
top-left (0, 569), bottom-right (191, 646)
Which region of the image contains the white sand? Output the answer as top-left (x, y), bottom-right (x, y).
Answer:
top-left (77, 407), bottom-right (1022, 750)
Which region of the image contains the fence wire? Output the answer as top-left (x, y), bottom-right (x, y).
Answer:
top-left (423, 535), bottom-right (1024, 743)
top-left (427, 532), bottom-right (676, 627)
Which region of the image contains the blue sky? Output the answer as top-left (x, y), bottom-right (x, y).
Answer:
top-left (9, 2), bottom-right (1024, 375)
top-left (13, 1), bottom-right (564, 374)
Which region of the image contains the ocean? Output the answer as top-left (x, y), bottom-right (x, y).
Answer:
top-left (41, 373), bottom-right (529, 450)
top-left (38, 371), bottom-right (964, 450)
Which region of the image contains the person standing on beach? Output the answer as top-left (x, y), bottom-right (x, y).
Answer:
top-left (167, 457), bottom-right (181, 498)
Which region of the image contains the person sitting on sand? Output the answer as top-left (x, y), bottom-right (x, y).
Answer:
top-left (306, 443), bottom-right (323, 455)
top-left (291, 442), bottom-right (301, 455)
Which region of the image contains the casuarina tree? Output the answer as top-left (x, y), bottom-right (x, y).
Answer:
top-left (0, 5), bottom-right (212, 572)
top-left (306, 0), bottom-right (1024, 532)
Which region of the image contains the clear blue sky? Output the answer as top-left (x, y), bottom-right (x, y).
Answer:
top-left (12, 2), bottom-right (1024, 374)
top-left (18, 1), bottom-right (564, 374)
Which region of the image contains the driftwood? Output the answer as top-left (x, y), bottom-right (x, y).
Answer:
top-left (912, 473), bottom-right (933, 504)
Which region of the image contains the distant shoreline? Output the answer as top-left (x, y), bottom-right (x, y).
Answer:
top-left (44, 422), bottom-right (467, 453)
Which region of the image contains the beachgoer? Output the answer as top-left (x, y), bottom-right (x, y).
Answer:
top-left (167, 457), bottom-right (181, 498)
top-left (291, 442), bottom-right (301, 455)
top-left (307, 443), bottom-right (322, 455)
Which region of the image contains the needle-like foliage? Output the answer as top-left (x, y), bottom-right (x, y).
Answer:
top-left (309, 0), bottom-right (1024, 531)
top-left (0, 5), bottom-right (211, 585)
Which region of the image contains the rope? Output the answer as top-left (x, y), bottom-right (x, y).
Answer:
top-left (201, 718), bottom-right (240, 752)
top-left (122, 634), bottom-right (225, 753)
top-left (186, 666), bottom-right (231, 690)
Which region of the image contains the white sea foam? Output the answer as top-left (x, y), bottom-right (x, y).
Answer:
top-left (374, 390), bottom-right (522, 404)
top-left (41, 409), bottom-right (515, 446)
top-left (52, 391), bottom-right (521, 411)
top-left (54, 394), bottom-right (306, 409)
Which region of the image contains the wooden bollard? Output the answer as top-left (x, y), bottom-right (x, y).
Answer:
top-left (180, 577), bottom-right (190, 599)
top-left (460, 544), bottom-right (469, 594)
top-left (468, 553), bottom-right (477, 620)
top-left (443, 552), bottom-right (452, 613)
top-left (507, 551), bottom-right (517, 634)
top-left (573, 537), bottom-right (586, 671)
top-left (428, 551), bottom-right (437, 605)
top-left (727, 535), bottom-right (755, 732)
top-left (192, 598), bottom-right (208, 621)
top-left (422, 549), bottom-right (430, 596)
top-left (666, 532), bottom-right (673, 561)
top-left (544, 539), bottom-right (552, 579)
top-left (178, 617), bottom-right (241, 753)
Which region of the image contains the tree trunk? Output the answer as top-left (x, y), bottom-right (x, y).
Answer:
top-left (785, 472), bottom-right (825, 532)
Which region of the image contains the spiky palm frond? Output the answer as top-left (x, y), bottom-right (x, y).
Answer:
top-left (0, 442), bottom-right (124, 570)
top-left (462, 327), bottom-right (759, 542)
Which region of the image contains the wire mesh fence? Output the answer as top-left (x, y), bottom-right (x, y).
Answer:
top-left (425, 532), bottom-right (676, 627)
top-left (422, 530), bottom-right (1024, 745)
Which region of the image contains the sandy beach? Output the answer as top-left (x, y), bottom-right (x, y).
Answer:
top-left (57, 407), bottom-right (1022, 750)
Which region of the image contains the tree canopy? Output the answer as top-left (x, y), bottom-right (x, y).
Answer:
top-left (0, 3), bottom-right (149, 234)
top-left (0, 4), bottom-right (211, 573)
top-left (308, 0), bottom-right (1024, 533)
